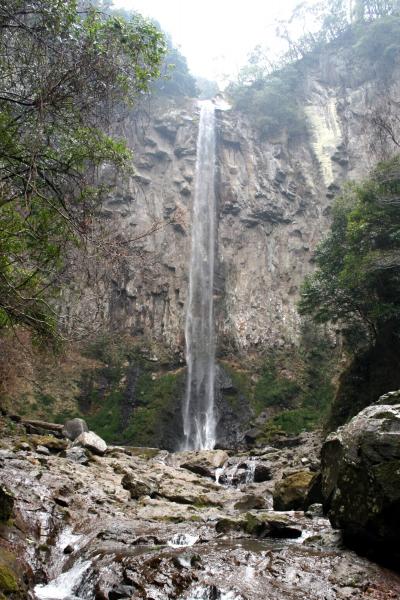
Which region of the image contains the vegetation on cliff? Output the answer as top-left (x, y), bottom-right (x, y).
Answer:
top-left (228, 0), bottom-right (400, 137)
top-left (0, 1), bottom-right (166, 341)
top-left (300, 156), bottom-right (400, 427)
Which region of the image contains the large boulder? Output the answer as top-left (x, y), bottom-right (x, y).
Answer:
top-left (321, 390), bottom-right (400, 567)
top-left (174, 450), bottom-right (229, 479)
top-left (73, 431), bottom-right (107, 456)
top-left (62, 418), bottom-right (89, 441)
top-left (273, 470), bottom-right (315, 511)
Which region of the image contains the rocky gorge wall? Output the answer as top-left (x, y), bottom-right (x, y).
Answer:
top-left (61, 49), bottom-right (400, 359)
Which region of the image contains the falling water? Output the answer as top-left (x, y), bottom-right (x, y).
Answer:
top-left (182, 101), bottom-right (217, 451)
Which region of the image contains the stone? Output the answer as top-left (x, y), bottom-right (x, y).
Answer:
top-left (273, 471), bottom-right (315, 511)
top-left (65, 446), bottom-right (89, 465)
top-left (253, 464), bottom-right (272, 483)
top-left (108, 584), bottom-right (134, 600)
top-left (179, 450), bottom-right (229, 479)
top-left (321, 393), bottom-right (400, 567)
top-left (73, 431), bottom-right (107, 456)
top-left (121, 473), bottom-right (157, 499)
top-left (31, 435), bottom-right (67, 453)
top-left (62, 418), bottom-right (89, 441)
top-left (36, 445), bottom-right (51, 456)
top-left (305, 503), bottom-right (324, 518)
top-left (233, 494), bottom-right (267, 511)
top-left (215, 512), bottom-right (302, 539)
top-left (0, 450), bottom-right (15, 460)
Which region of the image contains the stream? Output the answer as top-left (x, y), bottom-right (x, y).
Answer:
top-left (1, 431), bottom-right (399, 600)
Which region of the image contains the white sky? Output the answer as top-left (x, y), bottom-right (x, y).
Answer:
top-left (112, 0), bottom-right (304, 82)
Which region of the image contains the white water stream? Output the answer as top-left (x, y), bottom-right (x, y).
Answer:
top-left (182, 101), bottom-right (217, 451)
top-left (34, 559), bottom-right (91, 600)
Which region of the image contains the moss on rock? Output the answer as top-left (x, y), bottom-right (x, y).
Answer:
top-left (273, 471), bottom-right (315, 511)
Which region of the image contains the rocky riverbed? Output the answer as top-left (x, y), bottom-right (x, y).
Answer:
top-left (0, 418), bottom-right (399, 600)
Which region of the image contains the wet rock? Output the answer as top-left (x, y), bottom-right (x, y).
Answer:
top-left (73, 431), bottom-right (107, 456)
top-left (62, 418), bottom-right (89, 441)
top-left (215, 512), bottom-right (302, 539)
top-left (305, 503), bottom-right (324, 518)
top-left (0, 450), bottom-right (15, 461)
top-left (321, 392), bottom-right (400, 567)
top-left (172, 553), bottom-right (201, 569)
top-left (54, 495), bottom-right (70, 508)
top-left (233, 494), bottom-right (267, 511)
top-left (273, 470), bottom-right (315, 511)
top-left (108, 584), bottom-right (135, 600)
top-left (253, 464), bottom-right (272, 483)
top-left (121, 473), bottom-right (157, 499)
top-left (31, 434), bottom-right (68, 453)
top-left (65, 446), bottom-right (89, 465)
top-left (179, 450), bottom-right (229, 478)
top-left (0, 486), bottom-right (14, 521)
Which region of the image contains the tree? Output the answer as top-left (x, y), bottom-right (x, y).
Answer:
top-left (0, 0), bottom-right (166, 339)
top-left (299, 156), bottom-right (400, 345)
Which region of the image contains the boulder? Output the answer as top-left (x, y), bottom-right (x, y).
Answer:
top-left (62, 418), bottom-right (89, 441)
top-left (273, 470), bottom-right (315, 511)
top-left (321, 392), bottom-right (400, 567)
top-left (73, 431), bottom-right (107, 456)
top-left (179, 450), bottom-right (229, 479)
top-left (121, 473), bottom-right (157, 499)
top-left (233, 494), bottom-right (267, 511)
top-left (215, 512), bottom-right (302, 539)
top-left (65, 446), bottom-right (89, 465)
top-left (253, 463), bottom-right (272, 483)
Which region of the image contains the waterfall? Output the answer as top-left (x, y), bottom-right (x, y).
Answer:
top-left (182, 100), bottom-right (217, 451)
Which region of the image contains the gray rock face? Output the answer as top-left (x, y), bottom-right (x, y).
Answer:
top-left (62, 418), bottom-right (89, 441)
top-left (61, 59), bottom-right (400, 355)
top-left (73, 431), bottom-right (107, 456)
top-left (321, 391), bottom-right (400, 567)
top-left (121, 473), bottom-right (157, 499)
top-left (65, 446), bottom-right (89, 465)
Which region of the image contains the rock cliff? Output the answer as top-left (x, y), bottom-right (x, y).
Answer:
top-left (61, 52), bottom-right (400, 357)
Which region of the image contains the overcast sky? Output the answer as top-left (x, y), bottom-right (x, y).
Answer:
top-left (112, 0), bottom-right (304, 82)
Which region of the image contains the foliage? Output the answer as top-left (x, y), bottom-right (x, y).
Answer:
top-left (0, 1), bottom-right (166, 340)
top-left (299, 155), bottom-right (400, 344)
top-left (253, 362), bottom-right (300, 413)
top-left (228, 1), bottom-right (400, 136)
top-left (228, 65), bottom-right (307, 138)
top-left (351, 15), bottom-right (400, 77)
top-left (122, 372), bottom-right (183, 446)
top-left (154, 34), bottom-right (198, 98)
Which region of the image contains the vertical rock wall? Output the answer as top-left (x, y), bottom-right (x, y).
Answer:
top-left (62, 57), bottom-right (400, 359)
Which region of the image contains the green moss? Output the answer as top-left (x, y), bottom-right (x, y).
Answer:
top-left (0, 550), bottom-right (22, 594)
top-left (272, 407), bottom-right (321, 435)
top-left (0, 566), bottom-right (18, 593)
top-left (84, 389), bottom-right (123, 442)
top-left (122, 372), bottom-right (183, 446)
top-left (253, 365), bottom-right (300, 415)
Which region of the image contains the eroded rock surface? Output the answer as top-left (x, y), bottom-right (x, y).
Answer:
top-left (321, 390), bottom-right (400, 568)
top-left (0, 419), bottom-right (399, 599)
